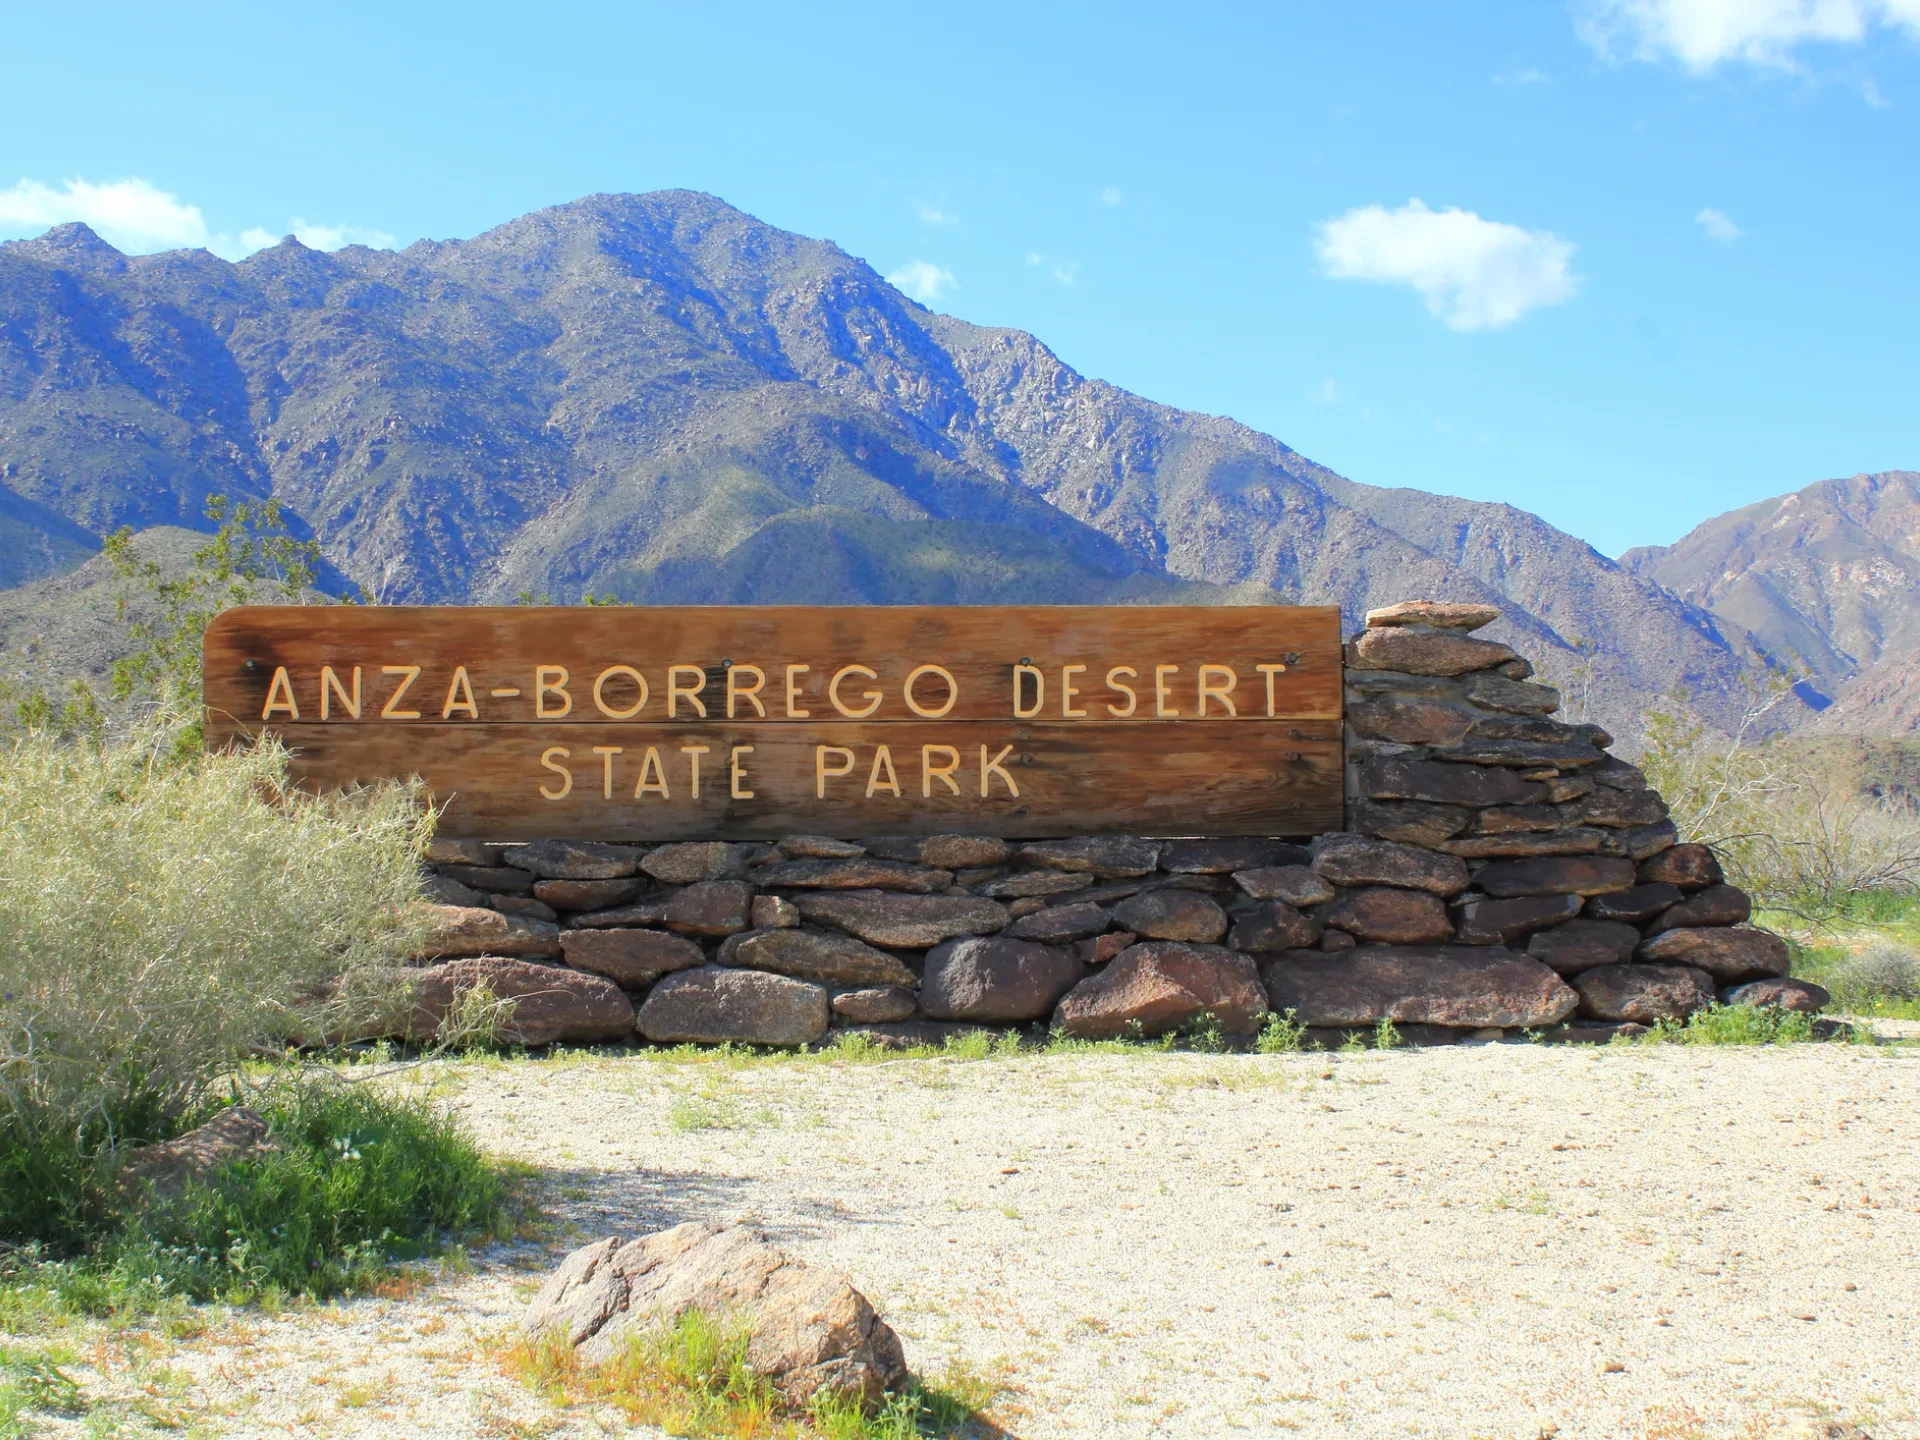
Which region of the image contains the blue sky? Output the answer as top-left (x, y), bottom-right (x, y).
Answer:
top-left (3, 0), bottom-right (1916, 556)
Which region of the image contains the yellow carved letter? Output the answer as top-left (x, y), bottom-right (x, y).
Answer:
top-left (380, 665), bottom-right (422, 719)
top-left (1256, 662), bottom-right (1289, 718)
top-left (1154, 664), bottom-right (1181, 717)
top-left (592, 665), bottom-right (648, 719)
top-left (667, 665), bottom-right (708, 718)
top-left (1197, 664), bottom-right (1238, 718)
top-left (729, 745), bottom-right (755, 800)
top-left (441, 666), bottom-right (478, 719)
top-left (829, 664), bottom-right (882, 718)
top-left (320, 665), bottom-right (362, 720)
top-left (262, 666), bottom-right (299, 720)
top-left (816, 745), bottom-right (856, 798)
top-left (921, 744), bottom-right (960, 797)
top-left (902, 663), bottom-right (958, 719)
top-left (634, 746), bottom-right (669, 799)
top-left (681, 743), bottom-right (711, 798)
top-left (592, 745), bottom-right (622, 799)
top-left (539, 746), bottom-right (573, 800)
top-left (785, 663), bottom-right (811, 718)
top-left (1060, 663), bottom-right (1087, 718)
top-left (1105, 665), bottom-right (1137, 718)
top-left (536, 666), bottom-right (572, 718)
top-left (866, 745), bottom-right (901, 798)
top-left (726, 665), bottom-right (767, 718)
top-left (980, 743), bottom-right (1020, 798)
top-left (1012, 663), bottom-right (1044, 719)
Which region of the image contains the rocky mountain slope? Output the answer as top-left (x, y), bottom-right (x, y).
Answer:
top-left (0, 191), bottom-right (1810, 741)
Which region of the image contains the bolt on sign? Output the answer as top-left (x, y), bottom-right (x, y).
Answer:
top-left (203, 606), bottom-right (1343, 840)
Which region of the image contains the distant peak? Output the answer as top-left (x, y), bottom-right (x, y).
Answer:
top-left (1, 222), bottom-right (129, 271)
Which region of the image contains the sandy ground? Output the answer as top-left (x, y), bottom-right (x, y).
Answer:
top-left (15, 1038), bottom-right (1920, 1440)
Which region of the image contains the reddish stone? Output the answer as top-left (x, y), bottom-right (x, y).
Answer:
top-left (1364, 600), bottom-right (1501, 630)
top-left (1647, 884), bottom-right (1752, 933)
top-left (1638, 844), bottom-right (1723, 889)
top-left (1583, 883), bottom-right (1682, 924)
top-left (408, 957), bottom-right (636, 1045)
top-left (1052, 942), bottom-right (1268, 1038)
top-left (1719, 977), bottom-right (1828, 1012)
top-left (663, 880), bottom-right (754, 937)
top-left (1074, 931), bottom-right (1137, 964)
top-left (1347, 695), bottom-right (1474, 745)
top-left (1311, 834), bottom-right (1470, 896)
top-left (1474, 856), bottom-right (1637, 899)
top-left (1112, 889), bottom-right (1230, 943)
top-left (1349, 798), bottom-right (1472, 847)
top-left (1634, 927), bottom-right (1791, 982)
top-left (1571, 964), bottom-right (1715, 1024)
top-left (1348, 628), bottom-right (1518, 675)
top-left (1260, 947), bottom-right (1578, 1029)
top-left (1452, 894), bottom-right (1582, 946)
top-left (1321, 887), bottom-right (1454, 945)
top-left (535, 877), bottom-right (644, 911)
top-left (1359, 757), bottom-right (1544, 808)
top-left (1525, 919), bottom-right (1642, 975)
top-left (560, 929), bottom-right (705, 988)
top-left (1228, 901), bottom-right (1321, 953)
top-left (417, 904), bottom-right (561, 959)
top-left (920, 937), bottom-right (1085, 1023)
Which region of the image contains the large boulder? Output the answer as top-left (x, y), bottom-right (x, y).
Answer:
top-left (560, 929), bottom-right (705, 988)
top-left (1347, 628), bottom-right (1517, 675)
top-left (642, 841), bottom-right (754, 883)
top-left (831, 986), bottom-right (919, 1023)
top-left (1016, 836), bottom-right (1160, 878)
top-left (1321, 887), bottom-right (1454, 945)
top-left (1311, 834), bottom-right (1469, 896)
top-left (1638, 844), bottom-right (1723, 889)
top-left (717, 929), bottom-right (915, 987)
top-left (637, 967), bottom-right (829, 1046)
top-left (526, 1222), bottom-right (907, 1407)
top-left (1635, 927), bottom-right (1792, 982)
top-left (1720, 977), bottom-right (1829, 1012)
top-left (794, 891), bottom-right (1008, 947)
top-left (1646, 884), bottom-right (1751, 933)
top-left (409, 957), bottom-right (636, 1045)
top-left (534, 877), bottom-right (644, 912)
top-left (920, 937), bottom-right (1084, 1023)
top-left (1571, 964), bottom-right (1715, 1023)
top-left (1227, 901), bottom-right (1321, 953)
top-left (417, 904), bottom-right (561, 959)
top-left (1584, 883), bottom-right (1682, 924)
top-left (1259, 947), bottom-right (1578, 1029)
top-left (918, 835), bottom-right (1012, 869)
top-left (1525, 919), bottom-right (1642, 975)
top-left (1005, 901), bottom-right (1113, 943)
top-left (663, 881), bottom-right (755, 937)
top-left (1358, 757), bottom-right (1544, 808)
top-left (1052, 941), bottom-right (1268, 1038)
top-left (1473, 856), bottom-right (1637, 899)
top-left (1452, 894), bottom-right (1581, 946)
top-left (1232, 866), bottom-right (1335, 907)
top-left (1112, 889), bottom-right (1229, 942)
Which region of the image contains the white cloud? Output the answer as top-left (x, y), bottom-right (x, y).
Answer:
top-left (1311, 378), bottom-right (1340, 405)
top-left (1494, 68), bottom-right (1552, 85)
top-left (1577, 0), bottom-right (1920, 71)
top-left (1025, 251), bottom-right (1042, 266)
top-left (1051, 260), bottom-right (1080, 286)
top-left (1314, 199), bottom-right (1579, 331)
top-left (914, 201), bottom-right (958, 226)
top-left (1696, 206), bottom-right (1743, 241)
top-left (886, 260), bottom-right (958, 304)
top-left (1099, 186), bottom-right (1123, 205)
top-left (0, 177), bottom-right (212, 252)
top-left (0, 176), bottom-right (395, 260)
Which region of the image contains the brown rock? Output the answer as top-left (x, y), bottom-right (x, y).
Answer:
top-left (1229, 901), bottom-right (1321, 952)
top-left (754, 858), bottom-right (953, 892)
top-left (1438, 828), bottom-right (1608, 859)
top-left (1359, 757), bottom-right (1544, 808)
top-left (1452, 894), bottom-right (1582, 946)
top-left (1584, 883), bottom-right (1682, 923)
top-left (119, 1108), bottom-right (278, 1200)
top-left (920, 937), bottom-right (1084, 1023)
top-left (1364, 600), bottom-right (1502, 630)
top-left (1017, 836), bottom-right (1160, 878)
top-left (861, 837), bottom-right (925, 862)
top-left (750, 894), bottom-right (800, 929)
top-left (1589, 757), bottom-right (1651, 790)
top-left (1526, 919), bottom-right (1643, 975)
top-left (1648, 884), bottom-right (1752, 933)
top-left (1474, 856), bottom-right (1637, 899)
top-left (643, 841), bottom-right (753, 883)
top-left (422, 872), bottom-right (488, 908)
top-left (418, 904), bottom-right (562, 959)
top-left (1462, 673), bottom-right (1562, 714)
top-left (560, 929), bottom-right (705, 988)
top-left (1260, 947), bottom-right (1579, 1028)
top-left (526, 1221), bottom-right (908, 1406)
top-left (569, 898), bottom-right (672, 929)
top-left (1321, 887), bottom-right (1454, 945)
top-left (1052, 942), bottom-right (1267, 1038)
top-left (1349, 797), bottom-right (1472, 847)
top-left (1572, 788), bottom-right (1672, 829)
top-left (773, 835), bottom-right (866, 860)
top-left (1719, 977), bottom-right (1829, 1012)
top-left (501, 839), bottom-right (641, 880)
top-left (1113, 889), bottom-right (1230, 942)
top-left (1496, 657), bottom-right (1535, 679)
top-left (408, 957), bottom-right (636, 1045)
top-left (1635, 927), bottom-right (1791, 982)
top-left (978, 869), bottom-right (1093, 899)
top-left (1006, 901), bottom-right (1112, 943)
top-left (794, 891), bottom-right (1008, 948)
top-left (1233, 865), bottom-right (1335, 907)
top-left (1469, 715), bottom-right (1613, 748)
top-left (1608, 821), bottom-right (1680, 861)
top-left (439, 863), bottom-right (537, 895)
top-left (1004, 896), bottom-right (1047, 918)
top-left (717, 929), bottom-right (915, 987)
top-left (492, 894), bottom-right (560, 923)
top-left (1311, 834), bottom-right (1470, 896)
top-left (637, 967), bottom-right (829, 1046)
top-left (1075, 931), bottom-right (1137, 964)
top-left (1638, 844), bottom-right (1724, 889)
top-left (1441, 738), bottom-right (1609, 769)
top-left (1543, 775), bottom-right (1596, 803)
top-left (535, 877), bottom-right (644, 911)
top-left (1571, 964), bottom-right (1715, 1023)
top-left (1160, 838), bottom-right (1309, 873)
top-left (919, 835), bottom-right (1012, 869)
top-left (424, 838), bottom-right (501, 867)
top-left (1320, 928), bottom-right (1358, 951)
top-left (1474, 805), bottom-right (1566, 834)
top-left (1347, 695), bottom-right (1474, 745)
top-left (830, 986), bottom-right (918, 1023)
top-left (663, 881), bottom-right (754, 937)
top-left (1348, 628), bottom-right (1518, 676)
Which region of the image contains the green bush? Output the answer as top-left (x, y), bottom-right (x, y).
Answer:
top-left (0, 1074), bottom-right (506, 1307)
top-left (1818, 940), bottom-right (1920, 1014)
top-left (0, 717), bottom-right (432, 1143)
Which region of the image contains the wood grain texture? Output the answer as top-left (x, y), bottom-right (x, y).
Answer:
top-left (203, 605), bottom-right (1344, 839)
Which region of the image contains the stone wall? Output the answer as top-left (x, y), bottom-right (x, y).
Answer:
top-left (397, 601), bottom-right (1827, 1051)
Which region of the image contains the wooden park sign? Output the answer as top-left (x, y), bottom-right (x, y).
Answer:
top-left (203, 606), bottom-right (1343, 840)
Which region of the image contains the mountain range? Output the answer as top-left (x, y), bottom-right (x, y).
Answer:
top-left (0, 190), bottom-right (1912, 742)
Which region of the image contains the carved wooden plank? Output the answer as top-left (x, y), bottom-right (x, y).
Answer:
top-left (204, 605), bottom-right (1344, 839)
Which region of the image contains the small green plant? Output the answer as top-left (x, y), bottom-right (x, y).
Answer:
top-left (1642, 1004), bottom-right (1825, 1047)
top-left (1371, 1019), bottom-right (1401, 1051)
top-left (1178, 1012), bottom-right (1227, 1053)
top-left (0, 1344), bottom-right (86, 1434)
top-left (1339, 1030), bottom-right (1368, 1053)
top-left (1255, 1010), bottom-right (1305, 1054)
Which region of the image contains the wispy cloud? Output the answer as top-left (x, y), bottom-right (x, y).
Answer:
top-left (0, 176), bottom-right (395, 261)
top-left (1099, 186), bottom-right (1123, 205)
top-left (1577, 0), bottom-right (1920, 71)
top-left (1493, 68), bottom-right (1552, 85)
top-left (1695, 207), bottom-right (1743, 242)
top-left (887, 259), bottom-right (958, 304)
top-left (1311, 378), bottom-right (1340, 405)
top-left (1051, 260), bottom-right (1080, 286)
top-left (1315, 198), bottom-right (1579, 331)
top-left (913, 201), bottom-right (959, 226)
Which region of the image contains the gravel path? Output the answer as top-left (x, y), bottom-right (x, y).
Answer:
top-left (23, 1040), bottom-right (1919, 1439)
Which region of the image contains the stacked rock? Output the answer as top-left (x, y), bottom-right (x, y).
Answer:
top-left (386, 600), bottom-right (1825, 1052)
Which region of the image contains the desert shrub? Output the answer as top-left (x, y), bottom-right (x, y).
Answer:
top-left (1643, 1003), bottom-right (1821, 1046)
top-left (1820, 940), bottom-right (1920, 1012)
top-left (1640, 693), bottom-right (1920, 909)
top-left (0, 717), bottom-right (432, 1145)
top-left (0, 1073), bottom-right (507, 1306)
